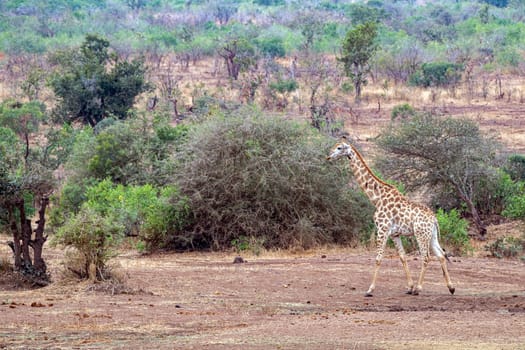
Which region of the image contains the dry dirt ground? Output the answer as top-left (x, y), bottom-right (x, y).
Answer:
top-left (1, 240), bottom-right (524, 350)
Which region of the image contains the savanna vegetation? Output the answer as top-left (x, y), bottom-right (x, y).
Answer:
top-left (1, 0), bottom-right (525, 285)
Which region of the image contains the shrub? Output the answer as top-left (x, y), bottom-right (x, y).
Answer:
top-left (53, 206), bottom-right (125, 281)
top-left (84, 180), bottom-right (190, 251)
top-left (502, 181), bottom-right (525, 220)
top-left (176, 108), bottom-right (374, 250)
top-left (485, 235), bottom-right (525, 259)
top-left (391, 103), bottom-right (416, 121)
top-left (409, 62), bottom-right (463, 88)
top-left (474, 169), bottom-right (517, 218)
top-left (269, 79), bottom-right (298, 94)
top-left (504, 154), bottom-right (525, 181)
top-left (256, 37), bottom-right (286, 58)
top-left (62, 119), bottom-right (188, 187)
top-left (139, 185), bottom-right (191, 251)
top-left (51, 178), bottom-right (190, 253)
top-left (436, 208), bottom-right (472, 256)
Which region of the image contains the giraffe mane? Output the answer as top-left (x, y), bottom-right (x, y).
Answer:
top-left (349, 143), bottom-right (397, 191)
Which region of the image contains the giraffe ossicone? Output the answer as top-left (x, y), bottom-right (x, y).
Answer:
top-left (328, 137), bottom-right (455, 297)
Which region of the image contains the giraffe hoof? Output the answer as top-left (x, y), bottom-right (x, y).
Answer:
top-left (412, 289), bottom-right (419, 296)
top-left (406, 289), bottom-right (413, 295)
top-left (364, 292), bottom-right (373, 297)
top-left (449, 287), bottom-right (455, 295)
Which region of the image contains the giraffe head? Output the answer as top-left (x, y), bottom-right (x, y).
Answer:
top-left (326, 137), bottom-right (356, 161)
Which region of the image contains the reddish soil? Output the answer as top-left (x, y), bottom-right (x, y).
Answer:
top-left (1, 244), bottom-right (524, 349)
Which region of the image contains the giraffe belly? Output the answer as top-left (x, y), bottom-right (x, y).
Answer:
top-left (390, 223), bottom-right (413, 237)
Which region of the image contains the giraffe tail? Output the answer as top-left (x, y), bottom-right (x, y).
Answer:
top-left (443, 248), bottom-right (451, 263)
top-left (433, 220), bottom-right (451, 263)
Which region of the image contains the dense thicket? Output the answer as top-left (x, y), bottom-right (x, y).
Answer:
top-left (175, 109), bottom-right (374, 250)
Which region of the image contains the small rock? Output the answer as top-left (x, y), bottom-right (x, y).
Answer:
top-left (233, 256), bottom-right (246, 264)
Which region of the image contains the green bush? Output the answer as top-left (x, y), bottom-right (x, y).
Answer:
top-left (485, 235), bottom-right (525, 259)
top-left (269, 79), bottom-right (298, 94)
top-left (139, 185), bottom-right (191, 251)
top-left (391, 103), bottom-right (416, 121)
top-left (504, 154), bottom-right (525, 181)
top-left (256, 37), bottom-right (286, 58)
top-left (62, 119), bottom-right (188, 187)
top-left (436, 208), bottom-right (472, 256)
top-left (84, 180), bottom-right (190, 251)
top-left (51, 178), bottom-right (190, 253)
top-left (474, 169), bottom-right (516, 218)
top-left (176, 108), bottom-right (374, 250)
top-left (53, 206), bottom-right (125, 280)
top-left (502, 181), bottom-right (525, 220)
top-left (409, 62), bottom-right (464, 88)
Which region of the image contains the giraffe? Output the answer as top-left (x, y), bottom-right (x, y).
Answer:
top-left (327, 137), bottom-right (455, 297)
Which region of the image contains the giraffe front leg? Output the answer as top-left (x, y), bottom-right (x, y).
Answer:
top-left (365, 234), bottom-right (388, 297)
top-left (392, 236), bottom-right (414, 294)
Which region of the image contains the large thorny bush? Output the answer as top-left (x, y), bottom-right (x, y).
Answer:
top-left (175, 109), bottom-right (373, 250)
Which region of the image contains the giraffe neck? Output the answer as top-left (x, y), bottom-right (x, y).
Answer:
top-left (347, 146), bottom-right (394, 206)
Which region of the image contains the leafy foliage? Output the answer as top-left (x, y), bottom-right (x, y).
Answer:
top-left (85, 180), bottom-right (190, 251)
top-left (338, 21), bottom-right (378, 100)
top-left (269, 79), bottom-right (298, 94)
top-left (502, 181), bottom-right (525, 220)
top-left (391, 103), bottom-right (416, 121)
top-left (53, 206), bottom-right (125, 280)
top-left (52, 179), bottom-right (190, 253)
top-left (504, 154), bottom-right (525, 181)
top-left (0, 100), bottom-right (57, 280)
top-left (49, 34), bottom-right (151, 127)
top-left (218, 36), bottom-right (257, 80)
top-left (409, 62), bottom-right (464, 88)
top-left (256, 36), bottom-right (286, 58)
top-left (62, 118), bottom-right (188, 186)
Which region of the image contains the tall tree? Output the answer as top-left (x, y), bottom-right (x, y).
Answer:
top-left (338, 22), bottom-right (378, 102)
top-left (49, 34), bottom-right (151, 127)
top-left (0, 100), bottom-right (58, 282)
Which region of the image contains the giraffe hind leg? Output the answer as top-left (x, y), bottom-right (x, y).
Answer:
top-left (431, 236), bottom-right (455, 294)
top-left (412, 253), bottom-right (429, 296)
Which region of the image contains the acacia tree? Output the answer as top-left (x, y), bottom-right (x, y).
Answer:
top-left (338, 22), bottom-right (378, 102)
top-left (49, 34), bottom-right (151, 127)
top-left (375, 113), bottom-right (498, 238)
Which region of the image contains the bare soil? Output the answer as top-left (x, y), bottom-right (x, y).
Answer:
top-left (1, 241), bottom-right (524, 350)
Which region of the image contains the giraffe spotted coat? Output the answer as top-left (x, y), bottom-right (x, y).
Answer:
top-left (327, 138), bottom-right (455, 296)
